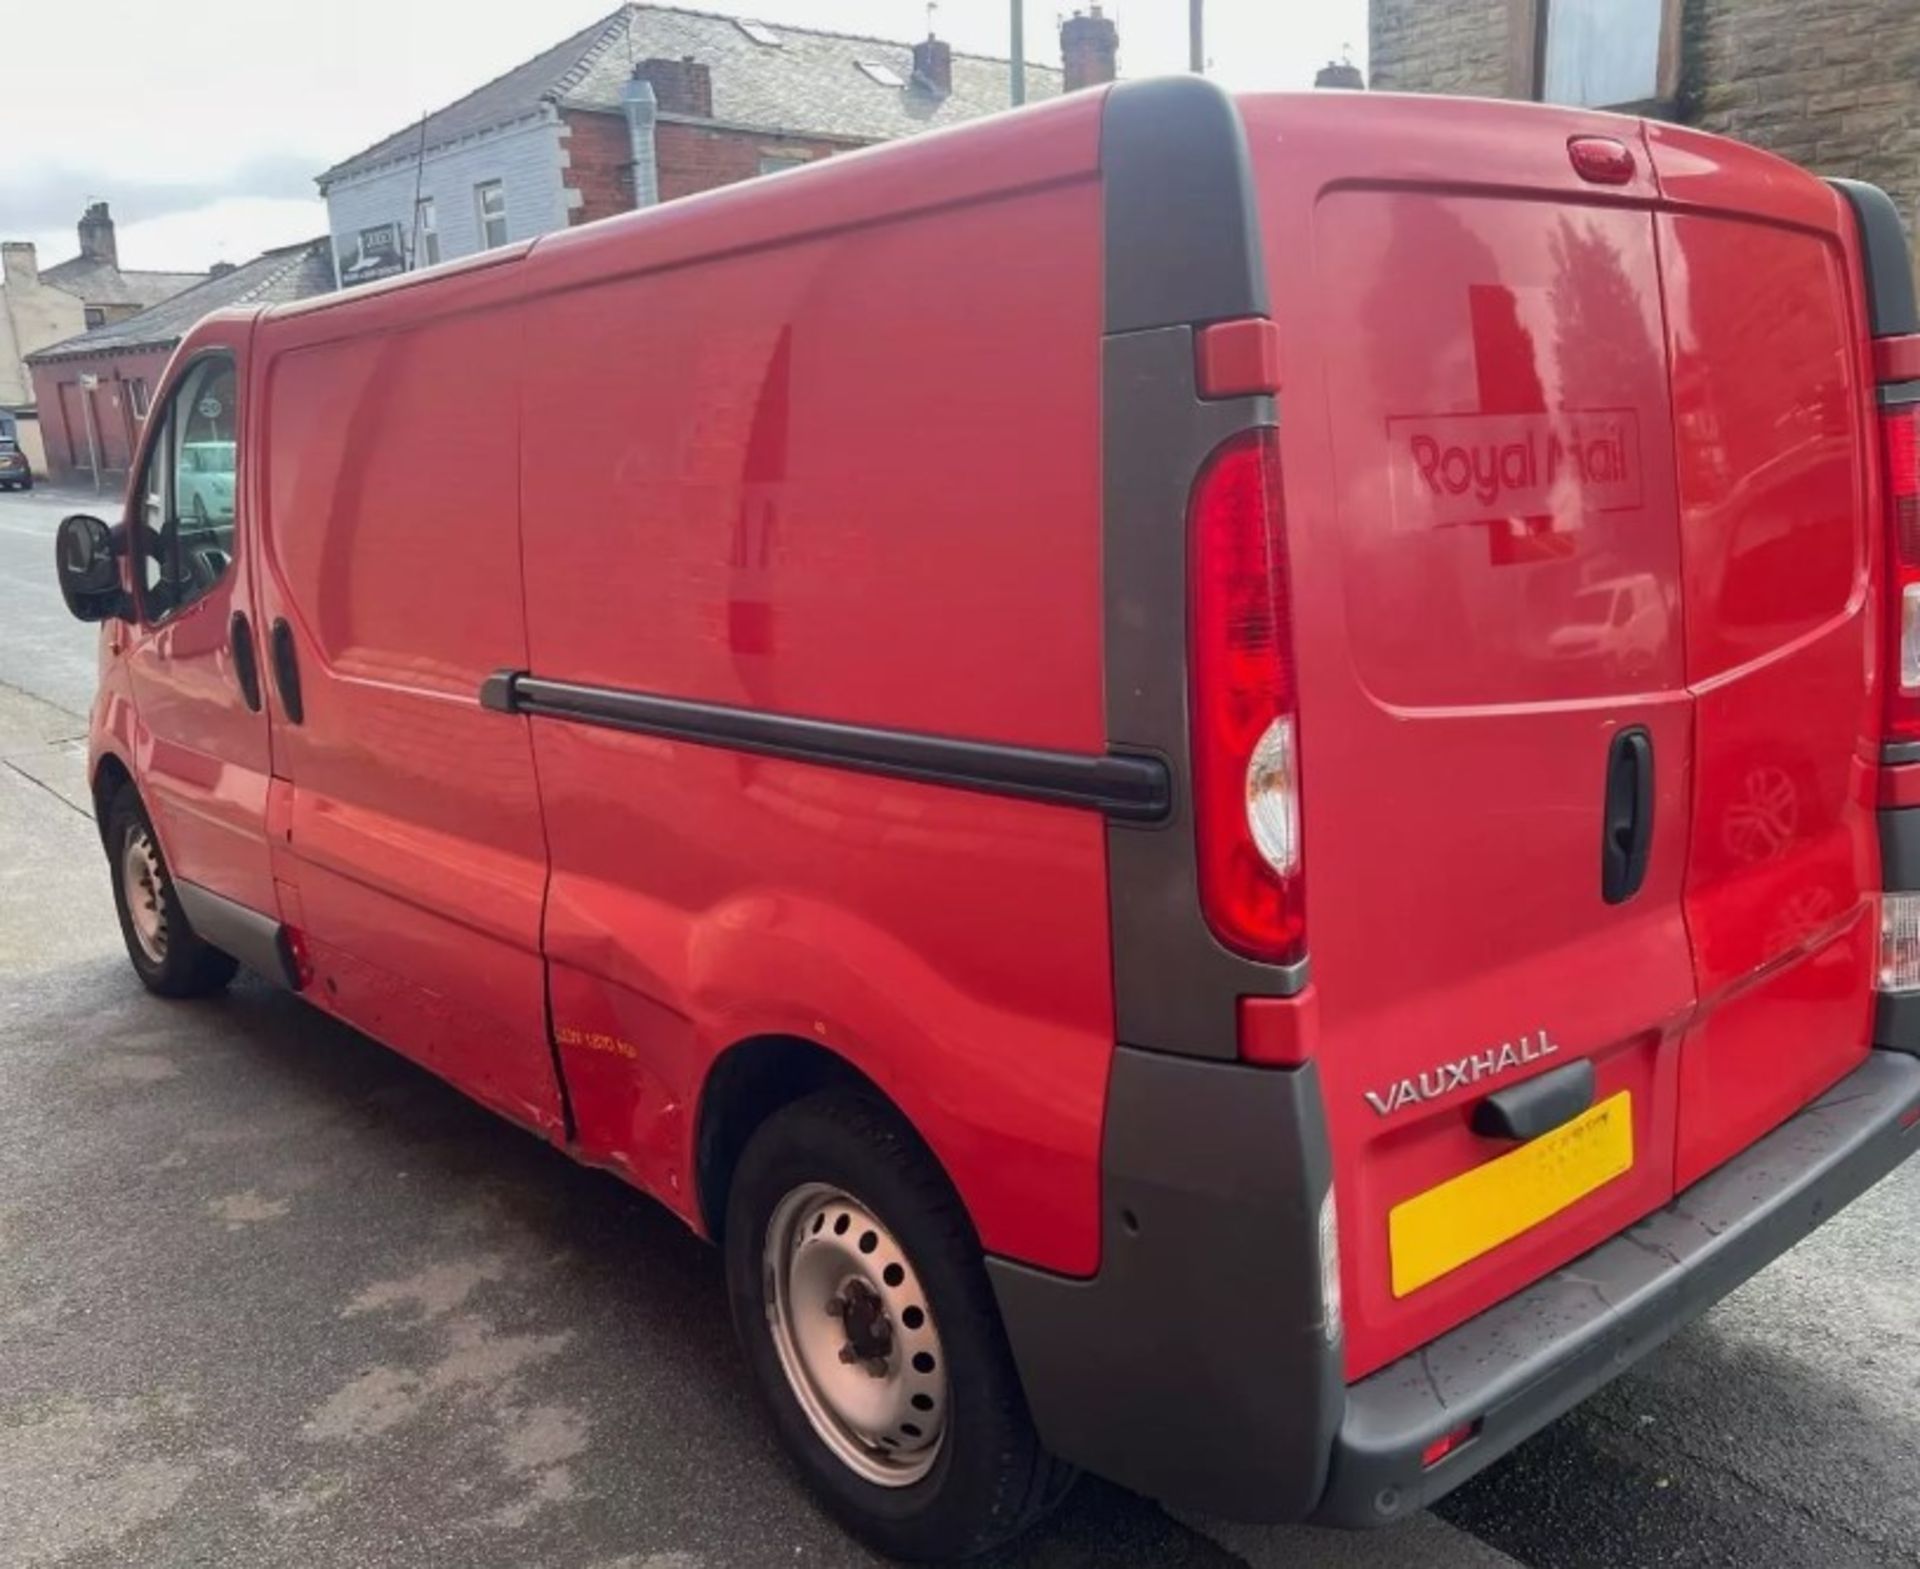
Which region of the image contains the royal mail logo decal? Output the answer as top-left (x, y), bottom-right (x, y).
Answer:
top-left (1386, 409), bottom-right (1643, 530)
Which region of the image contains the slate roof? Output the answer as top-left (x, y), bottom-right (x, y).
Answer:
top-left (320, 3), bottom-right (1061, 187)
top-left (28, 238), bottom-right (335, 362)
top-left (39, 255), bottom-right (208, 311)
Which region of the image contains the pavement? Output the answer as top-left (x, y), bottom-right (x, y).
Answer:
top-left (0, 482), bottom-right (1916, 1569)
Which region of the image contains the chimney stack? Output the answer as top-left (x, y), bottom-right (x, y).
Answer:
top-left (1, 242), bottom-right (39, 293)
top-left (632, 56), bottom-right (713, 118)
top-left (77, 201), bottom-right (118, 268)
top-left (1314, 60), bottom-right (1365, 90)
top-left (1061, 6), bottom-right (1119, 93)
top-left (912, 35), bottom-right (953, 97)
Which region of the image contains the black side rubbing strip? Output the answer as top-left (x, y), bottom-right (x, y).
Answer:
top-left (1102, 77), bottom-right (1269, 335)
top-left (1830, 180), bottom-right (1920, 339)
top-left (269, 617), bottom-right (303, 725)
top-left (478, 668), bottom-right (519, 713)
top-left (485, 672), bottom-right (1170, 821)
top-left (228, 611), bottom-right (262, 712)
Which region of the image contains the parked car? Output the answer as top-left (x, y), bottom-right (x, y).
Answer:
top-left (0, 440), bottom-right (31, 491)
top-left (50, 80), bottom-right (1920, 1561)
top-left (174, 439), bottom-right (236, 523)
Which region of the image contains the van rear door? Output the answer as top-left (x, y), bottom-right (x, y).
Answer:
top-left (1645, 124), bottom-right (1880, 1188)
top-left (1245, 97), bottom-right (1699, 1379)
top-left (1243, 96), bottom-right (1879, 1380)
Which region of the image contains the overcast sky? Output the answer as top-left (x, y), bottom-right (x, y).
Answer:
top-left (3, 1), bottom-right (1367, 273)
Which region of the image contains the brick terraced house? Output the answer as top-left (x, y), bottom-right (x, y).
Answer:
top-left (318, 3), bottom-right (1120, 285)
top-left (1371, 0), bottom-right (1920, 263)
top-left (27, 238), bottom-right (334, 488)
top-left (1, 203), bottom-right (207, 478)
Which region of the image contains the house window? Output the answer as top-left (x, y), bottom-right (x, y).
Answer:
top-left (1534, 0), bottom-right (1675, 109)
top-left (129, 378), bottom-right (151, 420)
top-left (475, 181), bottom-right (508, 249)
top-left (84, 307), bottom-right (106, 329)
top-left (855, 60), bottom-right (905, 87)
top-left (758, 151), bottom-right (810, 177)
top-left (417, 197), bottom-right (440, 266)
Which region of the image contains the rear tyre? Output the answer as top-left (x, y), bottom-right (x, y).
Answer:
top-left (725, 1090), bottom-right (1076, 1561)
top-left (105, 784), bottom-right (239, 998)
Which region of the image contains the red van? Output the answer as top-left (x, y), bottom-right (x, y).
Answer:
top-left (52, 82), bottom-right (1920, 1560)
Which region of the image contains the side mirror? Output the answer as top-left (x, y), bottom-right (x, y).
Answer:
top-left (54, 513), bottom-right (131, 623)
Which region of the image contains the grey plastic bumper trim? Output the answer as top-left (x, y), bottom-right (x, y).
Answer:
top-left (1879, 806), bottom-right (1920, 890)
top-left (1314, 1050), bottom-right (1920, 1528)
top-left (987, 1048), bottom-right (1341, 1521)
top-left (174, 879), bottom-right (297, 989)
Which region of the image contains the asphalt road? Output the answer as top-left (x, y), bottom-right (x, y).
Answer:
top-left (1, 485), bottom-right (1916, 1569)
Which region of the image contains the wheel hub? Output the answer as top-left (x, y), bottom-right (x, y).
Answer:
top-left (121, 828), bottom-right (168, 964)
top-left (764, 1183), bottom-right (949, 1487)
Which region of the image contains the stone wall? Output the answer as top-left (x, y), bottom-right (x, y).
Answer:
top-left (1369, 0), bottom-right (1920, 263)
top-left (1370, 0), bottom-right (1511, 97)
top-left (1682, 0), bottom-right (1920, 244)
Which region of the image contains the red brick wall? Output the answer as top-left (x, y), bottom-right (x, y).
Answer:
top-left (28, 344), bottom-right (171, 487)
top-left (654, 121), bottom-right (855, 203)
top-left (559, 110), bottom-right (637, 226)
top-left (561, 111), bottom-right (859, 223)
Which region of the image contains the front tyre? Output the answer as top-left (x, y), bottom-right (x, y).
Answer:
top-left (725, 1090), bottom-right (1075, 1561)
top-left (106, 784), bottom-right (239, 998)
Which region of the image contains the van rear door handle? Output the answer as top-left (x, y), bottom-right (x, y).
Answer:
top-left (1600, 726), bottom-right (1653, 904)
top-left (269, 617), bottom-right (304, 725)
top-left (1472, 1058), bottom-right (1596, 1141)
top-left (229, 611), bottom-right (262, 712)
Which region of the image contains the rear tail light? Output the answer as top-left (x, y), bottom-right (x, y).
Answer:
top-left (1188, 426), bottom-right (1305, 965)
top-left (1880, 893), bottom-right (1920, 993)
top-left (1881, 404), bottom-right (1920, 739)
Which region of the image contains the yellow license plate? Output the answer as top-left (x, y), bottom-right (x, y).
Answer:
top-left (1389, 1090), bottom-right (1634, 1298)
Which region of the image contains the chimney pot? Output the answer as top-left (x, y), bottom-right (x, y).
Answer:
top-left (1060, 5), bottom-right (1118, 93)
top-left (1314, 60), bottom-right (1365, 90)
top-left (911, 35), bottom-right (953, 96)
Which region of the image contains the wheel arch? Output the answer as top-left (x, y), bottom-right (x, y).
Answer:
top-left (90, 749), bottom-right (136, 851)
top-left (693, 1033), bottom-right (960, 1246)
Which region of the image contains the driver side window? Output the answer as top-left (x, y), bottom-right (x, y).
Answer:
top-left (137, 354), bottom-right (238, 623)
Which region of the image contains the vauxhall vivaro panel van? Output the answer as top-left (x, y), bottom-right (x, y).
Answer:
top-left (53, 80), bottom-right (1920, 1559)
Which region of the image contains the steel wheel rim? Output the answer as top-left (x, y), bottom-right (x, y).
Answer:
top-left (121, 827), bottom-right (168, 964)
top-left (764, 1182), bottom-right (949, 1487)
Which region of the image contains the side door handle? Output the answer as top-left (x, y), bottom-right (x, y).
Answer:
top-left (269, 617), bottom-right (304, 725)
top-left (1601, 726), bottom-right (1653, 904)
top-left (229, 611), bottom-right (262, 712)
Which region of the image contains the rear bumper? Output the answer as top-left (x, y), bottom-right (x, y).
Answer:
top-left (1313, 1048), bottom-right (1920, 1527)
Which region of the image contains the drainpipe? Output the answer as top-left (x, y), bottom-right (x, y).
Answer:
top-left (623, 77), bottom-right (661, 209)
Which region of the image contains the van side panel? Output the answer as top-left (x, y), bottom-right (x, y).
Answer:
top-left (519, 176), bottom-right (1114, 1272)
top-left (257, 307), bottom-right (564, 1135)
